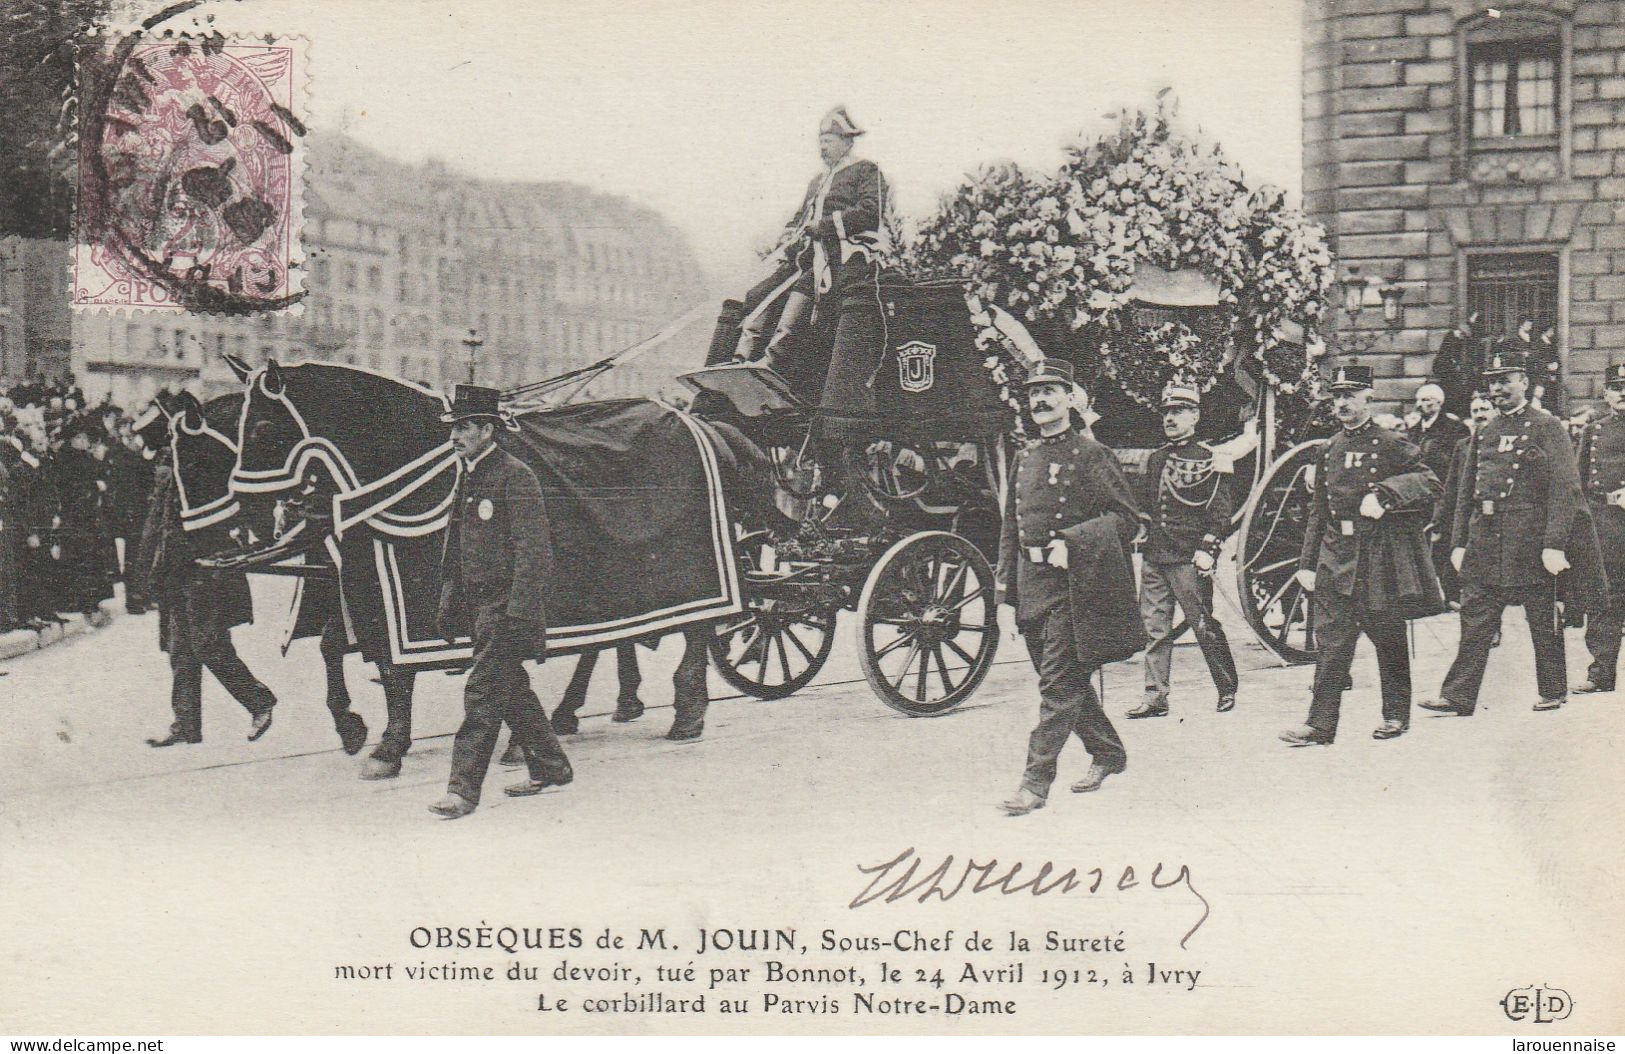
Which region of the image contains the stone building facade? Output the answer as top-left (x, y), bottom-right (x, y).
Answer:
top-left (0, 237), bottom-right (72, 387)
top-left (1304, 0), bottom-right (1625, 408)
top-left (70, 132), bottom-right (709, 407)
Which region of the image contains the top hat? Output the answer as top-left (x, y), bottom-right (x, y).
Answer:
top-left (1160, 383), bottom-right (1200, 409)
top-left (1604, 363), bottom-right (1625, 387)
top-left (1328, 363), bottom-right (1375, 392)
top-left (1023, 359), bottom-right (1076, 389)
top-left (440, 384), bottom-right (510, 426)
top-left (1481, 350), bottom-right (1529, 378)
top-left (819, 105), bottom-right (865, 138)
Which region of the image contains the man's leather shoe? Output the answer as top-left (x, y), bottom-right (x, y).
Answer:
top-left (1125, 700), bottom-right (1168, 719)
top-left (146, 731), bottom-right (199, 748)
top-left (1279, 725), bottom-right (1333, 747)
top-left (551, 710), bottom-right (580, 735)
top-left (999, 789), bottom-right (1046, 815)
top-left (1418, 698), bottom-right (1473, 716)
top-left (428, 794), bottom-right (477, 819)
top-left (246, 709), bottom-right (274, 742)
top-left (1217, 693), bottom-right (1236, 713)
top-left (336, 713), bottom-right (368, 756)
top-left (360, 756), bottom-right (402, 781)
top-left (666, 722), bottom-right (704, 742)
top-left (612, 698), bottom-right (646, 723)
top-left (503, 770), bottom-right (574, 797)
top-left (1533, 696), bottom-right (1565, 711)
top-left (498, 741), bottom-right (526, 767)
top-left (1371, 720), bottom-right (1408, 740)
top-left (1573, 679), bottom-right (1612, 694)
top-left (1070, 762), bottom-right (1117, 793)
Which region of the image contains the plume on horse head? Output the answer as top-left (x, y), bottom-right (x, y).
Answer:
top-left (170, 391), bottom-right (248, 533)
top-left (230, 360), bottom-right (458, 539)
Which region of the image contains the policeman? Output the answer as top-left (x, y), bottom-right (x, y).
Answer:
top-left (1573, 363), bottom-right (1625, 694)
top-left (996, 360), bottom-right (1143, 815)
top-left (431, 384), bottom-right (572, 819)
top-left (1421, 350), bottom-right (1583, 716)
top-left (1131, 382), bottom-right (1239, 718)
top-left (1281, 364), bottom-right (1441, 745)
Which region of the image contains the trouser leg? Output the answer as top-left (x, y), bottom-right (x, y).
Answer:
top-left (1433, 536), bottom-right (1460, 604)
top-left (1365, 614), bottom-right (1413, 726)
top-left (196, 630), bottom-right (276, 716)
top-left (615, 642), bottom-right (643, 704)
top-left (1168, 563), bottom-right (1239, 697)
top-left (556, 649), bottom-right (600, 717)
top-left (1139, 562), bottom-right (1175, 703)
top-left (502, 658), bottom-right (571, 782)
top-left (1307, 591), bottom-right (1359, 738)
top-left (1521, 581), bottom-right (1567, 700)
top-left (1020, 604), bottom-right (1124, 798)
top-left (168, 647), bottom-right (204, 741)
top-left (1584, 596), bottom-right (1625, 688)
top-left (446, 613), bottom-right (510, 805)
top-left (1439, 583), bottom-right (1507, 712)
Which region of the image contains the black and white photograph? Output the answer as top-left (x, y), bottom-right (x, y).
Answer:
top-left (1, 0), bottom-right (1622, 1040)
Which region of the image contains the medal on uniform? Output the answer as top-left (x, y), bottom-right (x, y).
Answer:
top-left (1481, 499), bottom-right (1495, 516)
top-left (478, 498), bottom-right (494, 521)
top-left (1340, 521), bottom-right (1354, 536)
top-left (1048, 462), bottom-right (1061, 484)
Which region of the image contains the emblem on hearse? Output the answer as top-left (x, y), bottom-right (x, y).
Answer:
top-left (897, 340), bottom-right (938, 393)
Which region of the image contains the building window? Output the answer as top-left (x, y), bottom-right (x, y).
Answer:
top-left (367, 266), bottom-right (382, 292)
top-left (342, 262), bottom-right (357, 291)
top-left (1465, 252), bottom-right (1559, 347)
top-left (1470, 40), bottom-right (1558, 141)
top-left (314, 258), bottom-right (330, 287)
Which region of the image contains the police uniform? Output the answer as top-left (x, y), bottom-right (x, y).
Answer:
top-left (1432, 352), bottom-right (1582, 713)
top-left (1286, 365), bottom-right (1442, 744)
top-left (1574, 363), bottom-right (1625, 691)
top-left (436, 386), bottom-right (571, 813)
top-left (996, 361), bottom-right (1142, 806)
top-left (1134, 385), bottom-right (1238, 716)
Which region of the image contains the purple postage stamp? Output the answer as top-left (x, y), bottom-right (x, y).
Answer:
top-left (75, 33), bottom-right (307, 314)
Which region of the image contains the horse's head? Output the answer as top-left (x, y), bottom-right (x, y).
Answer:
top-left (170, 391), bottom-right (251, 536)
top-left (230, 359), bottom-right (317, 497)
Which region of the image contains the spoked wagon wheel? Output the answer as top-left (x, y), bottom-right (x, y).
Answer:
top-left (708, 533), bottom-right (837, 699)
top-left (856, 530), bottom-right (999, 716)
top-left (1236, 438), bottom-right (1325, 665)
top-left (709, 601), bottom-right (838, 699)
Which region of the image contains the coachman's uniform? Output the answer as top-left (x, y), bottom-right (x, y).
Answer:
top-left (1575, 401), bottom-right (1625, 690)
top-left (1438, 394), bottom-right (1581, 711)
top-left (1138, 427), bottom-right (1238, 712)
top-left (1298, 413), bottom-right (1441, 739)
top-left (438, 406), bottom-right (571, 807)
top-left (997, 385), bottom-right (1143, 801)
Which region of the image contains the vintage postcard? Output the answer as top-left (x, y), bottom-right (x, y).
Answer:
top-left (1, 0), bottom-right (1622, 1041)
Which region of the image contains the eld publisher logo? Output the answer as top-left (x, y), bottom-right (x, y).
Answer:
top-left (1502, 985), bottom-right (1573, 1024)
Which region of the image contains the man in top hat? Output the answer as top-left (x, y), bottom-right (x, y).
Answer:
top-left (1572, 363), bottom-right (1625, 694)
top-left (1131, 382), bottom-right (1239, 719)
top-left (431, 384), bottom-right (572, 819)
top-left (996, 360), bottom-right (1144, 815)
top-left (731, 105), bottom-right (888, 372)
top-left (1421, 349), bottom-right (1583, 717)
top-left (1281, 364), bottom-right (1442, 746)
top-left (1409, 382), bottom-right (1470, 603)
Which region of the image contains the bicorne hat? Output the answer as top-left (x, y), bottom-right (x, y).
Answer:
top-left (819, 106), bottom-right (865, 138)
top-left (1327, 363), bottom-right (1375, 392)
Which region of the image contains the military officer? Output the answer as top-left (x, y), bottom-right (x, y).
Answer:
top-left (1421, 350), bottom-right (1583, 716)
top-left (733, 106), bottom-right (888, 371)
top-left (1573, 363), bottom-right (1625, 694)
top-left (996, 360), bottom-right (1143, 816)
top-left (431, 384), bottom-right (572, 819)
top-left (1281, 365), bottom-right (1441, 746)
top-left (1131, 382), bottom-right (1239, 718)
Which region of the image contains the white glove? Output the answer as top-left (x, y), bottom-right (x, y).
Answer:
top-left (1542, 548), bottom-right (1570, 576)
top-left (1045, 539), bottom-right (1069, 570)
top-left (1609, 488), bottom-right (1625, 509)
top-left (1192, 550), bottom-right (1215, 573)
top-left (27, 533), bottom-right (40, 549)
top-left (1359, 492), bottom-right (1386, 520)
top-left (1451, 548), bottom-right (1465, 573)
top-left (96, 479), bottom-right (107, 492)
top-left (1295, 568), bottom-right (1316, 593)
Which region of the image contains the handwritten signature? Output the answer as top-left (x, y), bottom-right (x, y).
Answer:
top-left (849, 847), bottom-right (1210, 949)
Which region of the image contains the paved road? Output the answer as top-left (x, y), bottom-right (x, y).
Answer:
top-left (2, 575), bottom-right (1621, 1034)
